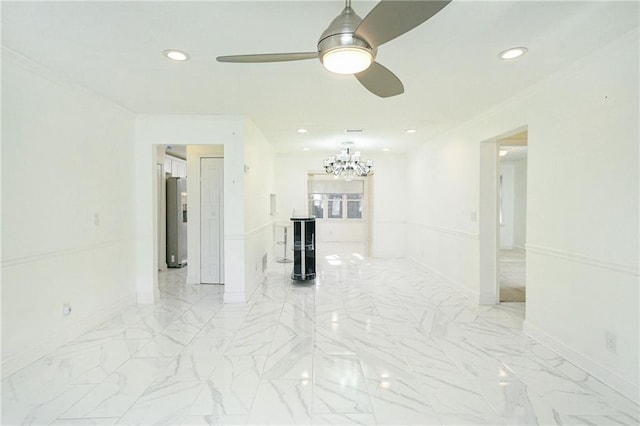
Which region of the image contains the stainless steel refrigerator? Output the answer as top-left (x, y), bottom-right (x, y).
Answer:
top-left (166, 177), bottom-right (188, 268)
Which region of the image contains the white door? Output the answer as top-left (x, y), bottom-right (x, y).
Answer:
top-left (200, 158), bottom-right (224, 283)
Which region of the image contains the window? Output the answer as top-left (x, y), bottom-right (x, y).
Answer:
top-left (327, 193), bottom-right (343, 218)
top-left (309, 193), bottom-right (324, 219)
top-left (347, 193), bottom-right (362, 219)
top-left (307, 178), bottom-right (366, 221)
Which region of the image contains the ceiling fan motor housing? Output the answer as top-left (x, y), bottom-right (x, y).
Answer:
top-left (317, 5), bottom-right (377, 65)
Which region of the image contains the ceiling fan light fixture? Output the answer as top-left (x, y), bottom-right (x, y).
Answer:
top-left (216, 0), bottom-right (451, 97)
top-left (321, 46), bottom-right (373, 75)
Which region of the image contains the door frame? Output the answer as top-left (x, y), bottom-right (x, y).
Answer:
top-left (156, 163), bottom-right (167, 271)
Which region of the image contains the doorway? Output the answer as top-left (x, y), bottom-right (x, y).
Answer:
top-left (155, 144), bottom-right (224, 289)
top-left (157, 146), bottom-right (187, 271)
top-left (307, 173), bottom-right (371, 255)
top-left (498, 136), bottom-right (528, 302)
top-left (479, 127), bottom-right (528, 306)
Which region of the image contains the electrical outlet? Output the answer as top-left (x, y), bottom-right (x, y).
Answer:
top-left (605, 331), bottom-right (617, 354)
top-left (63, 304), bottom-right (72, 316)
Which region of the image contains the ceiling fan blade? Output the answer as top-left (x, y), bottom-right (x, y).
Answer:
top-left (216, 52), bottom-right (318, 63)
top-left (354, 0), bottom-right (451, 47)
top-left (355, 62), bottom-right (404, 98)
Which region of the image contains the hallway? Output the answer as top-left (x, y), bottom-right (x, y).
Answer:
top-left (2, 245), bottom-right (637, 425)
top-left (499, 248), bottom-right (526, 302)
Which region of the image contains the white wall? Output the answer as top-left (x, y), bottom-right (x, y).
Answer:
top-left (405, 30), bottom-right (639, 401)
top-left (499, 163), bottom-right (515, 248)
top-left (274, 152), bottom-right (407, 258)
top-left (273, 154), bottom-right (316, 222)
top-left (243, 121), bottom-right (276, 297)
top-left (499, 158), bottom-right (527, 249)
top-left (369, 154), bottom-right (407, 258)
top-left (406, 134), bottom-right (480, 300)
top-left (512, 159), bottom-right (527, 248)
top-left (1, 49), bottom-right (137, 377)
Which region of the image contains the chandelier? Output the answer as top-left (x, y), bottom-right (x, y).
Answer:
top-left (323, 146), bottom-right (373, 180)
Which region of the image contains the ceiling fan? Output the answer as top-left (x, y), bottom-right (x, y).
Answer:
top-left (216, 0), bottom-right (451, 98)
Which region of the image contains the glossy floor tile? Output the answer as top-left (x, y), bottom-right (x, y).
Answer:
top-left (2, 243), bottom-right (638, 425)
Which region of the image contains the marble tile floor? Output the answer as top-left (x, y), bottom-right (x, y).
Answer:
top-left (2, 243), bottom-right (638, 425)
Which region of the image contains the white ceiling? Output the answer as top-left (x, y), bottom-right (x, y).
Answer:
top-left (2, 1), bottom-right (637, 154)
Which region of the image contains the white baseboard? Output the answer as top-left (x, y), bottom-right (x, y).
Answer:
top-left (1, 294), bottom-right (136, 379)
top-left (523, 320), bottom-right (639, 405)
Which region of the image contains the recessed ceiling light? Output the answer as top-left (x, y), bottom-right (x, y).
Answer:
top-left (163, 49), bottom-right (189, 61)
top-left (382, 147), bottom-right (390, 152)
top-left (405, 129), bottom-right (417, 134)
top-left (297, 128), bottom-right (308, 133)
top-left (303, 147), bottom-right (310, 151)
top-left (499, 149), bottom-right (508, 156)
top-left (498, 47), bottom-right (528, 60)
